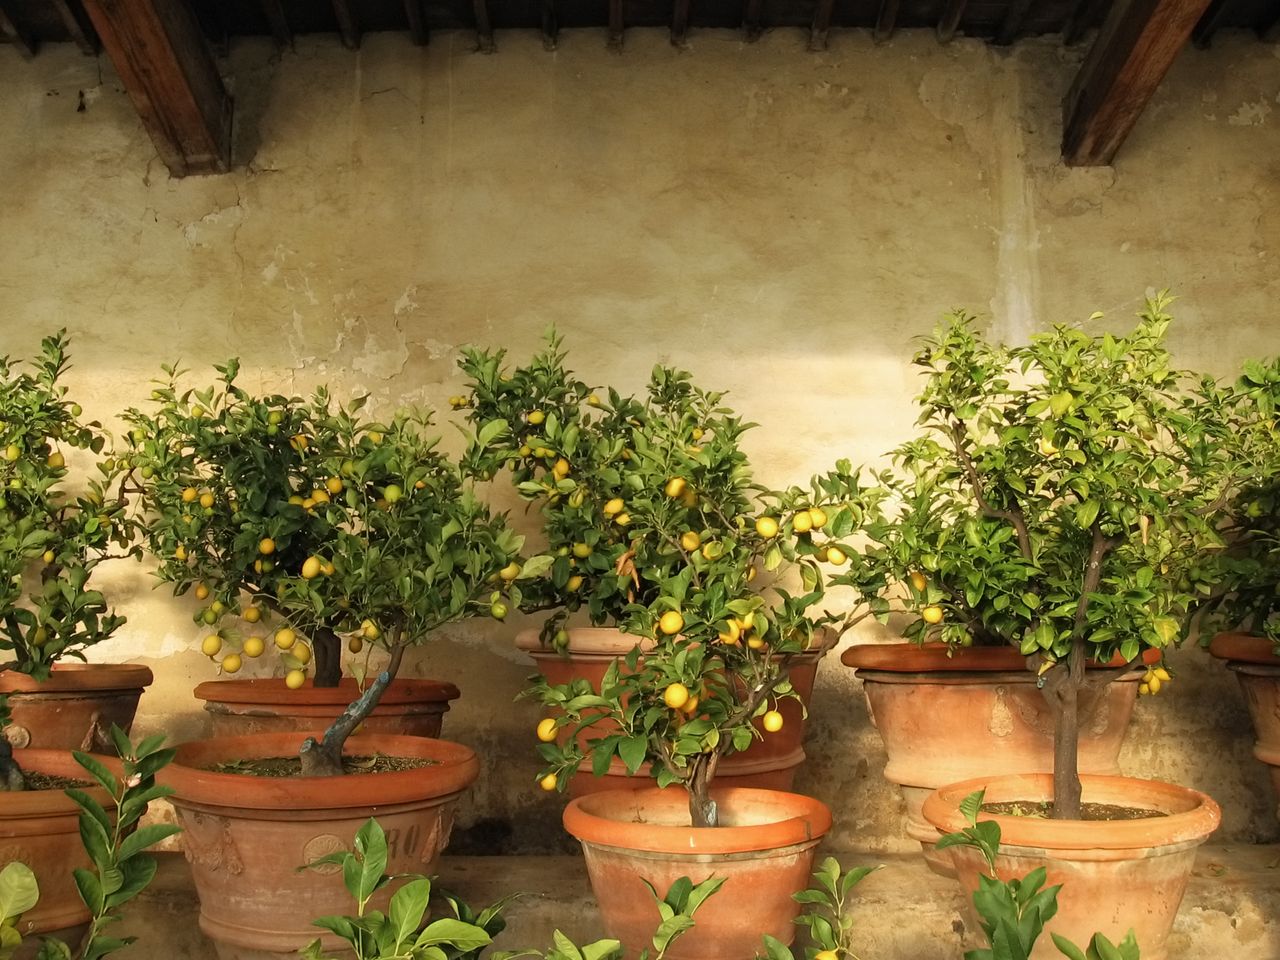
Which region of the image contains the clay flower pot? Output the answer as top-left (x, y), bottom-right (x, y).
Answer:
top-left (193, 676), bottom-right (461, 738)
top-left (161, 732), bottom-right (479, 960)
top-left (1208, 632), bottom-right (1280, 814)
top-left (923, 773), bottom-right (1220, 960)
top-left (520, 626), bottom-right (831, 795)
top-left (564, 787), bottom-right (831, 960)
top-left (3, 749), bottom-right (111, 955)
top-left (842, 642), bottom-right (1148, 873)
top-left (0, 663), bottom-right (153, 752)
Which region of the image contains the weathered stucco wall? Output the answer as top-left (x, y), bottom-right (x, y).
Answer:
top-left (1, 27), bottom-right (1278, 854)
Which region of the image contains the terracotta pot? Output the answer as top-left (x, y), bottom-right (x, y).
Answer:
top-left (563, 787), bottom-right (831, 960)
top-left (0, 663), bottom-right (153, 753)
top-left (193, 676), bottom-right (460, 738)
top-left (2, 749), bottom-right (111, 956)
top-left (923, 773), bottom-right (1220, 960)
top-left (1208, 632), bottom-right (1280, 815)
top-left (161, 732), bottom-right (479, 960)
top-left (842, 642), bottom-right (1149, 873)
top-left (519, 626), bottom-right (830, 796)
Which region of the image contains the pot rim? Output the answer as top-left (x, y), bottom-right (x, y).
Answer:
top-left (193, 676), bottom-right (460, 707)
top-left (161, 732), bottom-right (479, 811)
top-left (921, 773), bottom-right (1221, 852)
top-left (563, 786), bottom-right (832, 855)
top-left (0, 663), bottom-right (155, 694)
top-left (842, 641), bottom-right (1160, 673)
top-left (1, 749), bottom-right (112, 818)
top-left (1207, 632), bottom-right (1278, 666)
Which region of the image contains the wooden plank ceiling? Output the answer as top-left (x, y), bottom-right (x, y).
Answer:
top-left (0, 0), bottom-right (1274, 175)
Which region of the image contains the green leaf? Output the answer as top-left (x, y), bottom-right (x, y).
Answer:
top-left (116, 824), bottom-right (181, 862)
top-left (618, 736), bottom-right (647, 775)
top-left (959, 790), bottom-right (986, 826)
top-left (0, 863), bottom-right (38, 921)
top-left (387, 877), bottom-right (431, 949)
top-left (477, 419), bottom-right (509, 449)
top-left (519, 554), bottom-right (555, 580)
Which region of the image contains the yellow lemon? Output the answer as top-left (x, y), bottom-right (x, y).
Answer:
top-left (259, 537), bottom-right (276, 555)
top-left (680, 531), bottom-right (701, 552)
top-left (909, 571), bottom-right (927, 592)
top-left (792, 511), bottom-right (813, 534)
top-left (539, 773), bottom-right (558, 791)
top-left (243, 636), bottom-right (265, 658)
top-left (293, 642), bottom-right (312, 665)
top-left (221, 653), bottom-right (242, 674)
top-left (572, 543), bottom-right (592, 559)
top-left (326, 477), bottom-right (344, 495)
top-left (499, 562), bottom-right (522, 581)
top-left (301, 556), bottom-right (323, 580)
top-left (755, 516), bottom-right (779, 539)
top-left (527, 410), bottom-right (545, 425)
top-left (566, 575), bottom-right (584, 592)
top-left (348, 636), bottom-right (364, 654)
top-left (181, 487), bottom-right (198, 503)
top-left (199, 491), bottom-right (215, 509)
top-left (201, 634), bottom-right (222, 657)
top-left (658, 610), bottom-right (684, 636)
top-left (284, 669), bottom-right (306, 690)
top-left (194, 583), bottom-right (211, 601)
top-left (922, 605), bottom-right (944, 625)
top-left (603, 497), bottom-right (624, 516)
top-left (826, 546), bottom-right (848, 566)
top-left (274, 627), bottom-right (297, 650)
top-left (664, 477), bottom-right (687, 498)
top-left (537, 718), bottom-right (558, 743)
top-left (243, 605), bottom-right (262, 623)
top-left (808, 507), bottom-right (828, 529)
top-left (762, 710), bottom-right (784, 733)
top-left (663, 683), bottom-right (690, 710)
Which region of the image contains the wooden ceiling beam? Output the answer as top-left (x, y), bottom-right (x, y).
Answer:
top-left (53, 0), bottom-right (99, 54)
top-left (996, 0), bottom-right (1034, 45)
top-left (742, 0), bottom-right (763, 41)
top-left (260, 0), bottom-right (292, 48)
top-left (873, 0), bottom-right (898, 43)
top-left (671, 0), bottom-right (689, 45)
top-left (331, 0), bottom-right (359, 49)
top-left (0, 1), bottom-right (36, 58)
top-left (607, 0), bottom-right (623, 49)
top-left (539, 0), bottom-right (556, 49)
top-left (473, 0), bottom-right (494, 51)
top-left (1260, 11), bottom-right (1280, 40)
top-left (1062, 0), bottom-right (1108, 45)
top-left (1191, 0), bottom-right (1231, 47)
top-left (809, 0), bottom-right (833, 50)
top-left (1062, 0), bottom-right (1214, 166)
top-left (80, 0), bottom-right (232, 177)
top-left (936, 0), bottom-right (968, 43)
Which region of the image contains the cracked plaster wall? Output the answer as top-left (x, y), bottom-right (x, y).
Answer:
top-left (1, 28), bottom-right (1279, 853)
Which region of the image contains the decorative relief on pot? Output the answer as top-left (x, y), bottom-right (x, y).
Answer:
top-left (1086, 695), bottom-right (1111, 736)
top-left (989, 687), bottom-right (1014, 738)
top-left (4, 725), bottom-right (30, 748)
top-left (301, 834), bottom-right (346, 874)
top-left (180, 812), bottom-right (243, 875)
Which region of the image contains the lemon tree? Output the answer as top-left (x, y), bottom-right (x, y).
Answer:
top-left (126, 362), bottom-right (523, 775)
top-left (477, 338), bottom-right (873, 826)
top-left (0, 332), bottom-right (132, 679)
top-left (819, 295), bottom-right (1240, 818)
top-left (1198, 356), bottom-right (1280, 649)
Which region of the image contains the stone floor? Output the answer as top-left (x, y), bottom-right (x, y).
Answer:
top-left (118, 843), bottom-right (1280, 959)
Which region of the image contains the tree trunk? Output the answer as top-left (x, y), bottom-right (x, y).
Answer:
top-left (312, 625), bottom-right (342, 688)
top-left (1049, 637), bottom-right (1088, 819)
top-left (686, 753), bottom-right (720, 828)
top-left (299, 643), bottom-right (404, 776)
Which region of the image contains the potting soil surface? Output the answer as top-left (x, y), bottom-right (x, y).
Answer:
top-left (982, 801), bottom-right (1168, 820)
top-left (22, 772), bottom-right (90, 790)
top-left (208, 755), bottom-right (438, 776)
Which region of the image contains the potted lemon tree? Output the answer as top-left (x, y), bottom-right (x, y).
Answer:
top-left (459, 335), bottom-right (840, 794)
top-left (127, 367), bottom-right (523, 960)
top-left (123, 361), bottom-right (464, 738)
top-left (848, 296), bottom-right (1230, 956)
top-left (1204, 355), bottom-right (1280, 811)
top-left (0, 331), bottom-right (150, 753)
top-left (517, 364), bottom-right (887, 959)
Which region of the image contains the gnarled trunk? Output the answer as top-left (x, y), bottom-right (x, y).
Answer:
top-left (312, 625), bottom-right (342, 688)
top-left (299, 643), bottom-right (404, 776)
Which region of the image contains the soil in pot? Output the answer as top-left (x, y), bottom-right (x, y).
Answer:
top-left (923, 773), bottom-right (1220, 960)
top-left (0, 663), bottom-right (154, 753)
top-left (161, 732), bottom-right (479, 960)
top-left (563, 786), bottom-right (831, 960)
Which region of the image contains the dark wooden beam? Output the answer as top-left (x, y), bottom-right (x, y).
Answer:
top-left (80, 0), bottom-right (232, 177)
top-left (936, 0), bottom-right (968, 43)
top-left (1062, 0), bottom-right (1108, 45)
top-left (331, 0), bottom-right (359, 49)
top-left (873, 0), bottom-right (898, 42)
top-left (608, 0), bottom-right (623, 49)
top-left (52, 0), bottom-right (99, 54)
top-left (1062, 0), bottom-right (1214, 166)
top-left (809, 0), bottom-right (834, 50)
top-left (0, 2), bottom-right (36, 58)
top-left (190, 0), bottom-right (228, 57)
top-left (742, 0), bottom-right (763, 40)
top-left (473, 0), bottom-right (494, 51)
top-left (404, 0), bottom-right (428, 45)
top-left (1191, 0), bottom-right (1231, 47)
top-left (995, 0), bottom-right (1034, 44)
top-left (671, 0), bottom-right (689, 45)
top-left (259, 0), bottom-right (292, 48)
top-left (1260, 10), bottom-right (1280, 40)
top-left (540, 0), bottom-right (557, 48)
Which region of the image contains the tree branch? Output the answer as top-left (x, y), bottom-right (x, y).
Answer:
top-left (949, 421), bottom-right (1033, 561)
